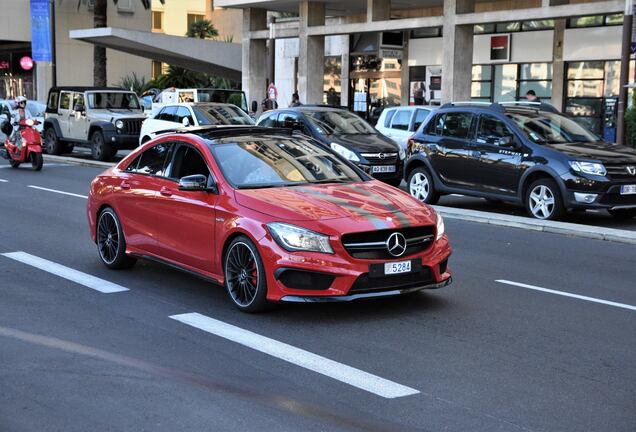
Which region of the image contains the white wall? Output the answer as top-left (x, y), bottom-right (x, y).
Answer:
top-left (564, 26), bottom-right (622, 61)
top-left (473, 31), bottom-right (553, 64)
top-left (408, 37), bottom-right (443, 66)
top-left (0, 0), bottom-right (32, 42)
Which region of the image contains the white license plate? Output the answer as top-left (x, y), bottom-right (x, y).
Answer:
top-left (372, 165), bottom-right (396, 173)
top-left (620, 184), bottom-right (636, 195)
top-left (384, 260), bottom-right (412, 275)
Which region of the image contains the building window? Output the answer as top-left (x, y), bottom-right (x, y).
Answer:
top-left (324, 56), bottom-right (342, 106)
top-left (474, 20), bottom-right (554, 34)
top-left (567, 14), bottom-right (623, 28)
top-left (152, 61), bottom-right (162, 79)
top-left (152, 11), bottom-right (163, 31)
top-left (410, 28), bottom-right (442, 39)
top-left (471, 63), bottom-right (552, 103)
top-left (187, 13), bottom-right (206, 29)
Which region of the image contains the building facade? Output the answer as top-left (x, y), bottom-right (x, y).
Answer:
top-left (219, 0), bottom-right (631, 141)
top-left (0, 0), bottom-right (152, 101)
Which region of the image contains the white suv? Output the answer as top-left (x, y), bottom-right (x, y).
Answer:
top-left (376, 106), bottom-right (435, 149)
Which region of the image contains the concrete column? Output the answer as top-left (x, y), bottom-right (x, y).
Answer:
top-left (298, 1), bottom-right (325, 104)
top-left (242, 8), bottom-right (268, 113)
top-left (341, 34), bottom-right (351, 108)
top-left (441, 0), bottom-right (475, 103)
top-left (367, 0), bottom-right (391, 22)
top-left (35, 63), bottom-right (53, 103)
top-left (401, 33), bottom-right (410, 105)
top-left (551, 19), bottom-right (566, 111)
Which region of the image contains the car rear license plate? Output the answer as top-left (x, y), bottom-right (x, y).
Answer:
top-left (384, 260), bottom-right (411, 275)
top-left (371, 165), bottom-right (396, 173)
top-left (620, 184), bottom-right (636, 195)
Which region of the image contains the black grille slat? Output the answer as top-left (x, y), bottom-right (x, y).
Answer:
top-left (123, 119), bottom-right (143, 135)
top-left (349, 267), bottom-right (433, 294)
top-left (341, 226), bottom-right (435, 260)
top-left (605, 163), bottom-right (636, 180)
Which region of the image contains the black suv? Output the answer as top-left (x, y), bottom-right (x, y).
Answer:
top-left (404, 102), bottom-right (636, 220)
top-left (257, 106), bottom-right (405, 186)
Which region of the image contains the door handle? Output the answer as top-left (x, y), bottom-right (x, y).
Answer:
top-left (120, 181), bottom-right (131, 190)
top-left (160, 187), bottom-right (172, 197)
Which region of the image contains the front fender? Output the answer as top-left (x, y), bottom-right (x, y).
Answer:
top-left (43, 118), bottom-right (63, 138)
top-left (517, 166), bottom-right (568, 201)
top-left (89, 121), bottom-right (117, 139)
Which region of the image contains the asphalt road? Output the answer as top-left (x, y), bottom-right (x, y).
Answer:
top-left (0, 162), bottom-right (634, 432)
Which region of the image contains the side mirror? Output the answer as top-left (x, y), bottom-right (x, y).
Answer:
top-left (178, 174), bottom-right (210, 192)
top-left (181, 117), bottom-right (191, 127)
top-left (251, 100), bottom-right (258, 113)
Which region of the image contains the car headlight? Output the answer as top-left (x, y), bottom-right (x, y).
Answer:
top-left (267, 222), bottom-right (334, 254)
top-left (330, 142), bottom-right (360, 162)
top-left (436, 213), bottom-right (445, 241)
top-left (115, 120), bottom-right (124, 129)
top-left (569, 161), bottom-right (606, 176)
top-left (398, 148), bottom-right (406, 160)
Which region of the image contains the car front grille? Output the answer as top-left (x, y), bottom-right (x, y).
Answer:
top-left (605, 163), bottom-right (636, 180)
top-left (122, 118), bottom-right (143, 135)
top-left (360, 152), bottom-right (398, 165)
top-left (349, 266), bottom-right (433, 294)
top-left (341, 226), bottom-right (435, 260)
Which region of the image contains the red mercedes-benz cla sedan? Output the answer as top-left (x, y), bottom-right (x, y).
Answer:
top-left (87, 127), bottom-right (452, 312)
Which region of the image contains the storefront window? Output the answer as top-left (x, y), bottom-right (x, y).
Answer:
top-left (605, 14), bottom-right (624, 25)
top-left (494, 64), bottom-right (518, 102)
top-left (323, 56), bottom-right (342, 106)
top-left (350, 54), bottom-right (402, 122)
top-left (471, 63), bottom-right (552, 103)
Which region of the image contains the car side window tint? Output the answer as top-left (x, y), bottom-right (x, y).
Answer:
top-left (169, 145), bottom-right (210, 180)
top-left (391, 110), bottom-right (411, 131)
top-left (176, 107), bottom-right (193, 125)
top-left (59, 92), bottom-right (71, 110)
top-left (426, 114), bottom-right (443, 135)
top-left (476, 115), bottom-right (514, 144)
top-left (73, 93), bottom-right (85, 111)
top-left (163, 106), bottom-right (178, 123)
top-left (384, 109), bottom-right (396, 128)
top-left (47, 91), bottom-right (59, 112)
top-left (125, 154), bottom-right (142, 172)
top-left (258, 113), bottom-right (277, 127)
top-left (441, 112), bottom-right (473, 139)
top-left (413, 109), bottom-right (429, 131)
top-left (155, 107), bottom-right (166, 120)
top-left (136, 143), bottom-right (173, 176)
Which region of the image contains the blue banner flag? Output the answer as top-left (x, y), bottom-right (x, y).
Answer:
top-left (30, 0), bottom-right (52, 62)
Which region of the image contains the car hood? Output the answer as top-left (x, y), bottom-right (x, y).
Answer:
top-left (329, 133), bottom-right (399, 153)
top-left (90, 110), bottom-right (146, 122)
top-left (546, 141), bottom-right (636, 164)
top-left (235, 181), bottom-right (434, 226)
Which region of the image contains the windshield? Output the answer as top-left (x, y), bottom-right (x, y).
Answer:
top-left (193, 105), bottom-right (254, 126)
top-left (26, 101), bottom-right (45, 117)
top-left (197, 90), bottom-right (248, 112)
top-left (305, 110), bottom-right (376, 135)
top-left (507, 111), bottom-right (601, 144)
top-left (210, 136), bottom-right (364, 189)
top-left (87, 92), bottom-right (141, 110)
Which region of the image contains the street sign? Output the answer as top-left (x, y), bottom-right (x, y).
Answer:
top-left (30, 0), bottom-right (53, 62)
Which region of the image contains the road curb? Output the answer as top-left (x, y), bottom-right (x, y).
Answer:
top-left (43, 154), bottom-right (115, 169)
top-left (435, 205), bottom-right (636, 245)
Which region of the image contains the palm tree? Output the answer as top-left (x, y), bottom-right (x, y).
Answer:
top-left (77, 0), bottom-right (163, 86)
top-left (186, 19), bottom-right (219, 39)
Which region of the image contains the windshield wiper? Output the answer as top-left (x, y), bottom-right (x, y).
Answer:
top-left (236, 183), bottom-right (300, 189)
top-left (309, 179), bottom-right (350, 184)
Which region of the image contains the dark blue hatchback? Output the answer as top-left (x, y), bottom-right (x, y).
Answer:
top-left (404, 102), bottom-right (636, 220)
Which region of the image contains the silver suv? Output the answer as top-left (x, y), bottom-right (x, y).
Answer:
top-left (43, 87), bottom-right (146, 161)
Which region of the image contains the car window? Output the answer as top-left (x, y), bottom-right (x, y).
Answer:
top-left (125, 154), bottom-right (142, 172)
top-left (59, 92), bottom-right (71, 110)
top-left (176, 107), bottom-right (193, 125)
top-left (135, 143), bottom-right (173, 176)
top-left (161, 106), bottom-right (178, 123)
top-left (305, 110), bottom-right (375, 135)
top-left (279, 112), bottom-right (303, 128)
top-left (47, 91), bottom-right (59, 112)
top-left (441, 112), bottom-right (473, 139)
top-left (413, 109), bottom-right (430, 131)
top-left (476, 115), bottom-right (514, 144)
top-left (383, 109), bottom-right (396, 128)
top-left (391, 110), bottom-right (411, 131)
top-left (72, 93), bottom-right (85, 111)
top-left (258, 112), bottom-right (278, 127)
top-left (426, 114), bottom-right (443, 135)
top-left (169, 145), bottom-right (210, 180)
top-left (193, 105), bottom-right (254, 126)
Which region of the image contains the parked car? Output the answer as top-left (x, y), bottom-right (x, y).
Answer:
top-left (43, 87), bottom-right (146, 161)
top-left (405, 102), bottom-right (636, 220)
top-left (87, 126), bottom-right (452, 312)
top-left (376, 106), bottom-right (435, 150)
top-left (139, 102), bottom-right (254, 144)
top-left (257, 106), bottom-right (405, 186)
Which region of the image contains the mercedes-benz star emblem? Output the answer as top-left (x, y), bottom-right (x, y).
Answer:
top-left (386, 232), bottom-right (407, 257)
top-left (627, 166), bottom-right (636, 176)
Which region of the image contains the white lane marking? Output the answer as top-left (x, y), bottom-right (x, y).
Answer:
top-left (27, 185), bottom-right (88, 199)
top-left (170, 312), bottom-right (419, 399)
top-left (0, 178), bottom-right (7, 182)
top-left (0, 163), bottom-right (65, 169)
top-left (1, 251), bottom-right (128, 294)
top-left (496, 280), bottom-right (636, 312)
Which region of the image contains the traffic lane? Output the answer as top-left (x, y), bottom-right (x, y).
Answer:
top-left (2, 183), bottom-right (635, 431)
top-left (0, 162), bottom-right (101, 197)
top-left (63, 146), bottom-right (130, 163)
top-left (0, 271), bottom-right (413, 432)
top-left (432, 193), bottom-right (636, 231)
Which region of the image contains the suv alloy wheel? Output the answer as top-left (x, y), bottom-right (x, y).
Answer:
top-left (408, 167), bottom-right (440, 205)
top-left (526, 179), bottom-right (565, 220)
top-left (91, 131), bottom-right (115, 162)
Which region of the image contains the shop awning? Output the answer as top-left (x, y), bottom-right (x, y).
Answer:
top-left (69, 27), bottom-right (242, 81)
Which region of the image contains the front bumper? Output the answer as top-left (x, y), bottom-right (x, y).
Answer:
top-left (107, 133), bottom-right (141, 149)
top-left (259, 234), bottom-right (452, 302)
top-left (562, 174), bottom-right (636, 210)
top-left (357, 162), bottom-right (405, 182)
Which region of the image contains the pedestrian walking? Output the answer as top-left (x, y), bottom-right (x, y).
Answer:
top-left (289, 92), bottom-right (302, 107)
top-left (524, 89), bottom-right (559, 113)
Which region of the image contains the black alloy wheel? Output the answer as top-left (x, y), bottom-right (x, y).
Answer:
top-left (224, 236), bottom-right (269, 312)
top-left (91, 131), bottom-right (115, 162)
top-left (44, 128), bottom-right (63, 155)
top-left (96, 207), bottom-right (136, 269)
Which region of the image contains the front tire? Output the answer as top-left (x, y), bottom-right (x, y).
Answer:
top-left (525, 179), bottom-right (565, 220)
top-left (608, 208), bottom-right (636, 219)
top-left (224, 236), bottom-right (269, 313)
top-left (407, 166), bottom-right (440, 205)
top-left (44, 128), bottom-right (63, 155)
top-left (9, 158), bottom-right (20, 168)
top-left (96, 207), bottom-right (136, 269)
top-left (91, 131), bottom-right (115, 162)
top-left (31, 152), bottom-right (43, 171)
